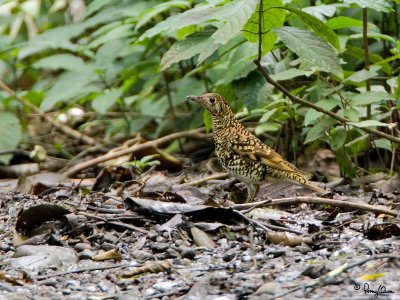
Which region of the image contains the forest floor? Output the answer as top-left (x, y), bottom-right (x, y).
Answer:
top-left (0, 157), bottom-right (399, 300)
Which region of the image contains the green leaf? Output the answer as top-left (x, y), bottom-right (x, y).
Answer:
top-left (326, 16), bottom-right (363, 29)
top-left (139, 3), bottom-right (219, 40)
top-left (304, 98), bottom-right (338, 126)
top-left (255, 123), bottom-right (281, 135)
top-left (344, 0), bottom-right (393, 12)
top-left (33, 54), bottom-right (86, 71)
top-left (345, 66), bottom-right (380, 83)
top-left (160, 33), bottom-right (218, 70)
top-left (330, 127), bottom-right (347, 151)
top-left (203, 111), bottom-right (212, 132)
top-left (259, 108), bottom-right (278, 123)
top-left (373, 138), bottom-right (392, 152)
top-left (305, 117), bottom-right (336, 143)
top-left (87, 0), bottom-right (114, 16)
top-left (349, 120), bottom-right (390, 128)
top-left (92, 88), bottom-right (123, 114)
top-left (350, 91), bottom-right (394, 106)
top-left (136, 1), bottom-right (190, 31)
top-left (345, 134), bottom-right (368, 156)
top-left (270, 68), bottom-right (312, 81)
top-left (242, 0), bottom-right (285, 54)
top-left (343, 108), bottom-right (360, 122)
top-left (40, 68), bottom-right (99, 111)
top-left (302, 5), bottom-right (337, 20)
top-left (0, 112), bottom-right (22, 165)
top-left (274, 27), bottom-right (343, 77)
top-left (336, 147), bottom-right (356, 177)
top-left (212, 0), bottom-right (258, 45)
top-left (284, 7), bottom-right (340, 51)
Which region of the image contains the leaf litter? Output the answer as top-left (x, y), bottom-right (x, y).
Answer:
top-left (0, 164), bottom-right (399, 299)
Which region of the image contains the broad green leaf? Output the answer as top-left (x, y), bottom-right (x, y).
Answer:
top-left (305, 117), bottom-right (336, 143)
top-left (139, 4), bottom-right (219, 40)
top-left (326, 16), bottom-right (363, 29)
top-left (373, 138), bottom-right (392, 152)
top-left (160, 33), bottom-right (218, 70)
top-left (344, 0), bottom-right (393, 12)
top-left (270, 68), bottom-right (312, 81)
top-left (92, 88), bottom-right (123, 114)
top-left (302, 5), bottom-right (337, 20)
top-left (330, 127), bottom-right (347, 151)
top-left (304, 98), bottom-right (338, 126)
top-left (343, 108), bottom-right (360, 122)
top-left (345, 134), bottom-right (368, 156)
top-left (0, 112), bottom-right (22, 165)
top-left (348, 32), bottom-right (395, 43)
top-left (242, 0), bottom-right (285, 54)
top-left (40, 68), bottom-right (99, 111)
top-left (211, 0), bottom-right (258, 45)
top-left (336, 147), bottom-right (356, 177)
top-left (88, 24), bottom-right (134, 48)
top-left (33, 54), bottom-right (86, 71)
top-left (259, 108), bottom-right (278, 122)
top-left (87, 0), bottom-right (114, 16)
top-left (274, 27), bottom-right (343, 77)
top-left (215, 43), bottom-right (258, 85)
top-left (203, 111), bottom-right (212, 132)
top-left (284, 7), bottom-right (340, 51)
top-left (135, 0), bottom-right (190, 31)
top-left (255, 123), bottom-right (281, 135)
top-left (19, 4), bottom-right (146, 58)
top-left (345, 66), bottom-right (380, 83)
top-left (348, 120), bottom-right (390, 128)
top-left (350, 91), bottom-right (394, 106)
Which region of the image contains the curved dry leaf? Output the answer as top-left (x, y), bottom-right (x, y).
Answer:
top-left (92, 248), bottom-right (121, 262)
top-left (120, 260), bottom-right (171, 278)
top-left (266, 231), bottom-right (313, 247)
top-left (190, 226), bottom-right (215, 249)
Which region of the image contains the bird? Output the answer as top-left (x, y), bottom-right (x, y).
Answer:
top-left (186, 92), bottom-right (325, 203)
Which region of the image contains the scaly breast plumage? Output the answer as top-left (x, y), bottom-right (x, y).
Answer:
top-left (215, 144), bottom-right (268, 183)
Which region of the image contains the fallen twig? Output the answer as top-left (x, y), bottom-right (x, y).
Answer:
top-left (37, 263), bottom-right (132, 280)
top-left (183, 173), bottom-right (230, 186)
top-left (233, 196), bottom-right (399, 217)
top-left (63, 128), bottom-right (207, 176)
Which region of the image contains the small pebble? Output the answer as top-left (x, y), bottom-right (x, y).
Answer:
top-left (79, 249), bottom-right (95, 260)
top-left (150, 242), bottom-right (169, 252)
top-left (223, 252), bottom-right (235, 262)
top-left (164, 248), bottom-right (179, 259)
top-left (86, 285), bottom-right (97, 292)
top-left (74, 243), bottom-right (91, 252)
top-left (181, 248), bottom-right (196, 259)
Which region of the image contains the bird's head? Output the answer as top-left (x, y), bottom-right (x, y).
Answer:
top-left (186, 93), bottom-right (230, 117)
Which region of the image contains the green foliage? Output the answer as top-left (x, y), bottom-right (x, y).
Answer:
top-left (0, 0), bottom-right (399, 180)
top-left (0, 112), bottom-right (22, 164)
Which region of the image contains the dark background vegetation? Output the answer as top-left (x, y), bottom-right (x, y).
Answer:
top-left (0, 0), bottom-right (399, 179)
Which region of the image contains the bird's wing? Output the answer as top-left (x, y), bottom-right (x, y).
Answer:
top-left (230, 140), bottom-right (303, 174)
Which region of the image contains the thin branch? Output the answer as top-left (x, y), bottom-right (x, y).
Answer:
top-left (233, 196), bottom-right (399, 217)
top-left (63, 128), bottom-right (206, 177)
top-left (0, 80), bottom-right (99, 146)
top-left (252, 60), bottom-right (400, 144)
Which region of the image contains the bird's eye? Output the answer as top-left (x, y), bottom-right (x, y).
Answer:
top-left (209, 97), bottom-right (215, 103)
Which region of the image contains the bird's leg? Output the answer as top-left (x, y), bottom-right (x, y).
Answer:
top-left (244, 183), bottom-right (259, 203)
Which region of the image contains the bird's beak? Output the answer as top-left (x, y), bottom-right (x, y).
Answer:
top-left (186, 95), bottom-right (201, 102)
